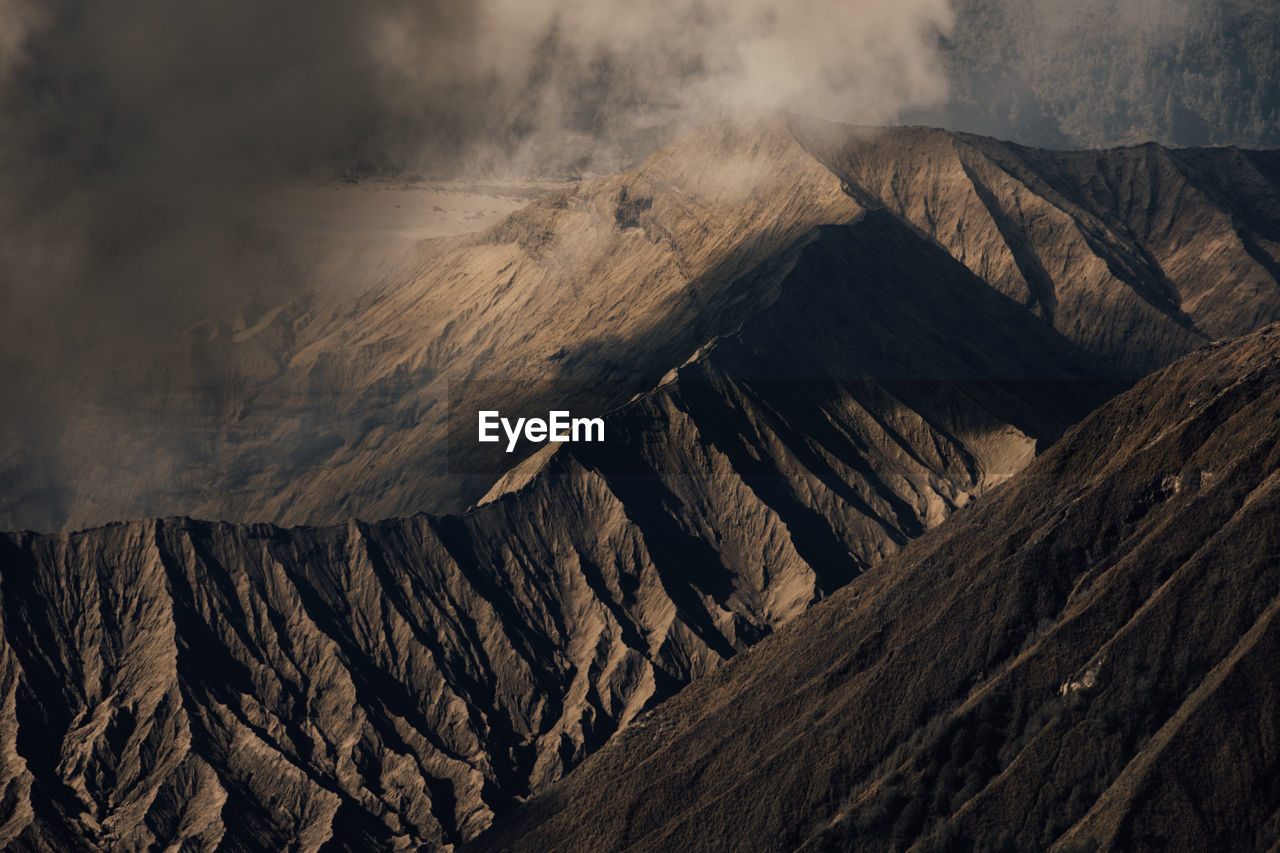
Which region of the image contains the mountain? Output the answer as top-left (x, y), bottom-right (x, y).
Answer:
top-left (0, 204), bottom-right (1109, 851)
top-left (0, 117), bottom-right (861, 533)
top-left (796, 117), bottom-right (1280, 373)
top-left (5, 116), bottom-right (1280, 533)
top-left (471, 322), bottom-right (1280, 853)
top-left (3, 117), bottom-right (1280, 851)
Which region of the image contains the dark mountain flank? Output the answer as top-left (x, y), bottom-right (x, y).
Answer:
top-left (6, 117), bottom-right (1280, 532)
top-left (472, 323), bottom-right (1280, 853)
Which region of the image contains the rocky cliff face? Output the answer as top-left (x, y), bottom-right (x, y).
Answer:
top-left (5, 117), bottom-right (1280, 532)
top-left (473, 323), bottom-right (1280, 853)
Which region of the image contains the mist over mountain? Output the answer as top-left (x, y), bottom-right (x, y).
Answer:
top-left (3, 0), bottom-right (1278, 453)
top-left (5, 117), bottom-right (1280, 533)
top-left (920, 0), bottom-right (1280, 150)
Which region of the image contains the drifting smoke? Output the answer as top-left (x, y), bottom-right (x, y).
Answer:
top-left (0, 0), bottom-right (958, 304)
top-left (0, 0), bottom-right (956, 527)
top-left (0, 0), bottom-right (957, 191)
top-left (924, 0), bottom-right (1280, 149)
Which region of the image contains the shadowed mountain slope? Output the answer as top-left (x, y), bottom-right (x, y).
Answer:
top-left (472, 323), bottom-right (1280, 853)
top-left (0, 210), bottom-right (1108, 851)
top-left (6, 117), bottom-right (1280, 532)
top-left (793, 118), bottom-right (1280, 373)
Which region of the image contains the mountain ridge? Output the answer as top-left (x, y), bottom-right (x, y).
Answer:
top-left (6, 116), bottom-right (1280, 533)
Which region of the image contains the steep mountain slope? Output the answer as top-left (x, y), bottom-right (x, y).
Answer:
top-left (0, 209), bottom-right (1110, 851)
top-left (472, 323), bottom-right (1280, 853)
top-left (6, 117), bottom-right (1280, 533)
top-left (794, 118), bottom-right (1280, 372)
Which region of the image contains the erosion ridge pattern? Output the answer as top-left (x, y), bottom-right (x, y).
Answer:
top-left (474, 323), bottom-right (1280, 853)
